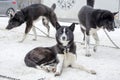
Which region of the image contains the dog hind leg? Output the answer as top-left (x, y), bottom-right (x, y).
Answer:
top-left (81, 27), bottom-right (86, 45)
top-left (42, 17), bottom-right (50, 36)
top-left (39, 64), bottom-right (56, 72)
top-left (32, 25), bottom-right (37, 41)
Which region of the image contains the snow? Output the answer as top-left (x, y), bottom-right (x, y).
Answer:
top-left (0, 17), bottom-right (120, 80)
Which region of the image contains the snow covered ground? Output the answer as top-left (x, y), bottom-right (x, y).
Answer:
top-left (0, 17), bottom-right (120, 80)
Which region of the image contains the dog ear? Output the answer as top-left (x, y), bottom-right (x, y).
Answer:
top-left (56, 22), bottom-right (61, 30)
top-left (51, 3), bottom-right (56, 10)
top-left (9, 12), bottom-right (14, 18)
top-left (9, 14), bottom-right (14, 18)
top-left (113, 12), bottom-right (118, 16)
top-left (69, 23), bottom-right (75, 32)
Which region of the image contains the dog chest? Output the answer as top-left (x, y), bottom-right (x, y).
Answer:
top-left (63, 52), bottom-right (76, 67)
top-left (89, 27), bottom-right (101, 34)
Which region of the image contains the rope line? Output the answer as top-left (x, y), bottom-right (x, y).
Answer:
top-left (0, 74), bottom-right (20, 80)
top-left (35, 27), bottom-right (49, 37)
top-left (104, 29), bottom-right (120, 49)
top-left (0, 28), bottom-right (120, 49)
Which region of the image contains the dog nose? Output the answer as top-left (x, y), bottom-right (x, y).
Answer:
top-left (112, 29), bottom-right (114, 31)
top-left (6, 26), bottom-right (11, 30)
top-left (62, 37), bottom-right (66, 40)
top-left (6, 26), bottom-right (9, 30)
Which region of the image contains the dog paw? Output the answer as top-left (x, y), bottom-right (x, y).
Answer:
top-left (81, 42), bottom-right (85, 45)
top-left (93, 47), bottom-right (97, 52)
top-left (46, 35), bottom-right (50, 37)
top-left (90, 70), bottom-right (96, 75)
top-left (33, 39), bottom-right (37, 41)
top-left (18, 41), bottom-right (23, 43)
top-left (52, 67), bottom-right (56, 73)
top-left (85, 54), bottom-right (91, 57)
top-left (54, 72), bottom-right (61, 76)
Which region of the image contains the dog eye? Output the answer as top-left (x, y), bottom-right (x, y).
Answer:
top-left (66, 31), bottom-right (69, 34)
top-left (66, 29), bottom-right (70, 34)
top-left (59, 31), bottom-right (63, 34)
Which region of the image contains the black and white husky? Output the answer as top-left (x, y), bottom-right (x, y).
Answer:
top-left (24, 22), bottom-right (96, 76)
top-left (6, 3), bottom-right (57, 42)
top-left (78, 0), bottom-right (117, 57)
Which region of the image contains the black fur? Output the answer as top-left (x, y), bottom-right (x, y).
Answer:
top-left (87, 0), bottom-right (94, 7)
top-left (24, 47), bottom-right (57, 68)
top-left (78, 3), bottom-right (117, 34)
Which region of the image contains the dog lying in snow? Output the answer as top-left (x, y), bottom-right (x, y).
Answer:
top-left (24, 22), bottom-right (96, 76)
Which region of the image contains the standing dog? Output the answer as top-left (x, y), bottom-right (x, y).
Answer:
top-left (6, 3), bottom-right (57, 42)
top-left (24, 22), bottom-right (96, 76)
top-left (78, 0), bottom-right (117, 57)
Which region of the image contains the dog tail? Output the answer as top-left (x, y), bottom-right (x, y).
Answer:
top-left (51, 3), bottom-right (56, 10)
top-left (87, 0), bottom-right (94, 7)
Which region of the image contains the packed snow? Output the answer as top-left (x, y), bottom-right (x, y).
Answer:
top-left (0, 17), bottom-right (120, 80)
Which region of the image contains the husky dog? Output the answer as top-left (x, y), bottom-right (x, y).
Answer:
top-left (6, 3), bottom-right (57, 42)
top-left (78, 0), bottom-right (117, 57)
top-left (24, 22), bottom-right (96, 76)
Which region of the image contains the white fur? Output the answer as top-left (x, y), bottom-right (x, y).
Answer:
top-left (32, 26), bottom-right (37, 41)
top-left (55, 54), bottom-right (64, 74)
top-left (82, 27), bottom-right (101, 56)
top-left (42, 16), bottom-right (49, 24)
top-left (63, 52), bottom-right (76, 67)
top-left (55, 51), bottom-right (96, 75)
top-left (19, 34), bottom-right (27, 42)
top-left (33, 16), bottom-right (43, 23)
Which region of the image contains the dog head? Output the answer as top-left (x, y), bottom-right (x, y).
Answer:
top-left (98, 11), bottom-right (118, 31)
top-left (55, 22), bottom-right (75, 46)
top-left (6, 11), bottom-right (25, 30)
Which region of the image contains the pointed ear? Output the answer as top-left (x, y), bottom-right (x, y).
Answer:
top-left (9, 13), bottom-right (14, 18)
top-left (51, 3), bottom-right (56, 10)
top-left (56, 22), bottom-right (61, 30)
top-left (8, 10), bottom-right (15, 18)
top-left (69, 23), bottom-right (75, 32)
top-left (113, 12), bottom-right (118, 16)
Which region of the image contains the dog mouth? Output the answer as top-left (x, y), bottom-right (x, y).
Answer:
top-left (6, 26), bottom-right (13, 30)
top-left (106, 28), bottom-right (114, 32)
top-left (104, 25), bottom-right (115, 32)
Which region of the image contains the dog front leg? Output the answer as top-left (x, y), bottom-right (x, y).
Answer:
top-left (19, 34), bottom-right (27, 43)
top-left (42, 17), bottom-right (50, 37)
top-left (71, 62), bottom-right (96, 75)
top-left (55, 54), bottom-right (64, 76)
top-left (80, 27), bottom-right (86, 45)
top-left (19, 21), bottom-right (33, 42)
top-left (85, 35), bottom-right (91, 57)
top-left (92, 32), bottom-right (99, 52)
